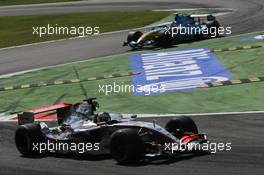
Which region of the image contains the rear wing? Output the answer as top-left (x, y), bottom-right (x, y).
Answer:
top-left (190, 14), bottom-right (211, 18)
top-left (190, 14), bottom-right (216, 22)
top-left (17, 103), bottom-right (72, 125)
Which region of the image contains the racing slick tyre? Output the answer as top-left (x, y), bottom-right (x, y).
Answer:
top-left (110, 128), bottom-right (144, 164)
top-left (127, 31), bottom-right (143, 43)
top-left (154, 30), bottom-right (174, 48)
top-left (207, 20), bottom-right (220, 38)
top-left (165, 116), bottom-right (198, 135)
top-left (15, 123), bottom-right (45, 156)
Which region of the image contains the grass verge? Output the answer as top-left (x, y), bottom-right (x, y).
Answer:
top-left (0, 11), bottom-right (170, 48)
top-left (0, 32), bottom-right (263, 114)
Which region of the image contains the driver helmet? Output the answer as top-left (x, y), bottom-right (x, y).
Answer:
top-left (95, 112), bottom-right (111, 124)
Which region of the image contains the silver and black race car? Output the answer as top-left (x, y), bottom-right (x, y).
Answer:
top-left (15, 98), bottom-right (208, 164)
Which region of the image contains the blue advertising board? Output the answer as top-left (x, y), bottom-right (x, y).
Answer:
top-left (129, 48), bottom-right (233, 96)
top-left (240, 35), bottom-right (264, 41)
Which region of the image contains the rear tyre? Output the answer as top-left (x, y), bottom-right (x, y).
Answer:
top-left (165, 116), bottom-right (198, 135)
top-left (127, 31), bottom-right (143, 43)
top-left (15, 123), bottom-right (45, 156)
top-left (110, 128), bottom-right (144, 164)
top-left (207, 20), bottom-right (220, 38)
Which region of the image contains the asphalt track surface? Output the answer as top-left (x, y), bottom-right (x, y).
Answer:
top-left (0, 0), bottom-right (264, 75)
top-left (0, 1), bottom-right (264, 175)
top-left (0, 114), bottom-right (263, 175)
top-left (0, 1), bottom-right (206, 16)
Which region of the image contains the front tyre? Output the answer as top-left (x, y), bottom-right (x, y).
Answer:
top-left (154, 30), bottom-right (174, 48)
top-left (110, 128), bottom-right (144, 164)
top-left (127, 31), bottom-right (143, 43)
top-left (15, 123), bottom-right (45, 156)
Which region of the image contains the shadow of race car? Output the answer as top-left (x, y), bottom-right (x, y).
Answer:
top-left (15, 98), bottom-right (208, 164)
top-left (123, 13), bottom-right (220, 50)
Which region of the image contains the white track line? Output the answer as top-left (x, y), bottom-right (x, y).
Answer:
top-left (123, 110), bottom-right (264, 118)
top-left (0, 113), bottom-right (17, 122)
top-left (0, 51), bottom-right (140, 79)
top-left (152, 8), bottom-right (233, 12)
top-left (0, 1), bottom-right (87, 8)
top-left (0, 26), bottom-right (147, 52)
top-left (1, 110), bottom-right (264, 122)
